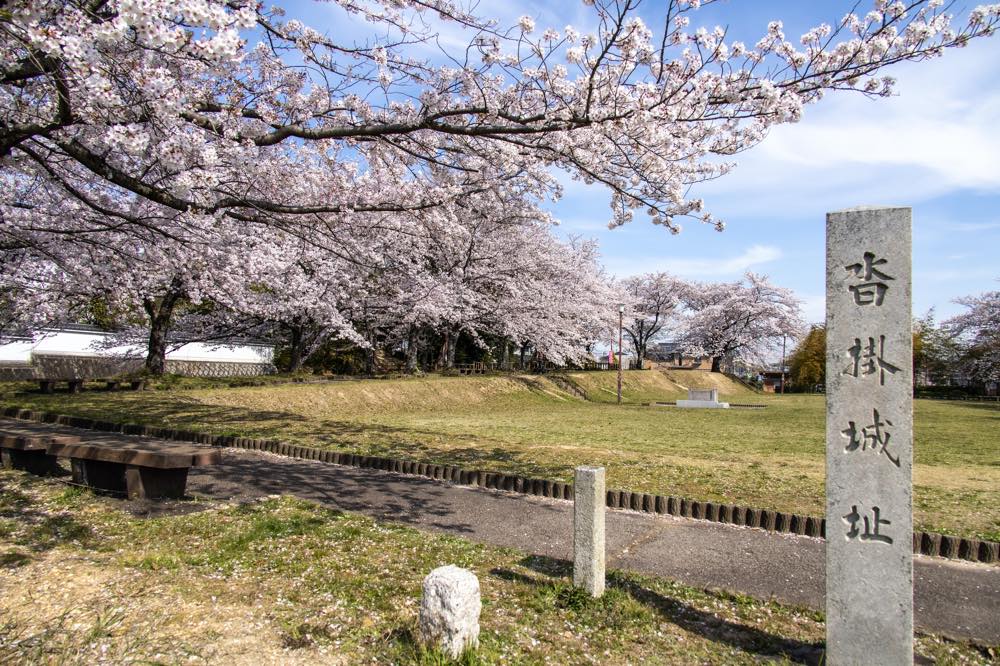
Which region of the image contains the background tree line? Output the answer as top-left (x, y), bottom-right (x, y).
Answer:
top-left (787, 290), bottom-right (1000, 393)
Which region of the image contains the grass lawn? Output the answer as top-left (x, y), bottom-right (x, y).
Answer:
top-left (2, 370), bottom-right (998, 541)
top-left (0, 470), bottom-right (993, 665)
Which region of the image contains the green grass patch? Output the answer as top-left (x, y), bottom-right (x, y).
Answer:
top-left (2, 371), bottom-right (998, 540)
top-left (0, 471), bottom-right (993, 664)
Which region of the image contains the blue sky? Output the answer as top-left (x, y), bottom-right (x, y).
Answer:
top-left (287, 0), bottom-right (1000, 325)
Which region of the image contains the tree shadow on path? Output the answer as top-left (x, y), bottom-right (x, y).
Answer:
top-left (188, 453), bottom-right (481, 536)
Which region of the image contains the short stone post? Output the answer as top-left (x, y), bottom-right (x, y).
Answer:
top-left (418, 565), bottom-right (481, 659)
top-left (826, 207), bottom-right (913, 665)
top-left (573, 466), bottom-right (606, 597)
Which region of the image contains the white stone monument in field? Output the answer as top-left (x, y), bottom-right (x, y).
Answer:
top-left (825, 207), bottom-right (913, 665)
top-left (676, 387), bottom-right (729, 409)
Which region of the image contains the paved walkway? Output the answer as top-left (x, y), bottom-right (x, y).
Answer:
top-left (189, 449), bottom-right (999, 644)
top-left (3, 418), bottom-right (998, 644)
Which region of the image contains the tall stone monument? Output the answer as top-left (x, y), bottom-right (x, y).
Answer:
top-left (825, 207), bottom-right (913, 665)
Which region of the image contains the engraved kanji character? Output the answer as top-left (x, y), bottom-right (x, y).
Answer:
top-left (842, 408), bottom-right (900, 467)
top-left (845, 252), bottom-right (894, 306)
top-left (843, 505), bottom-right (893, 544)
top-left (843, 335), bottom-right (901, 385)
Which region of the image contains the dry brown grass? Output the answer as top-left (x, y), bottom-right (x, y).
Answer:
top-left (0, 552), bottom-right (332, 665)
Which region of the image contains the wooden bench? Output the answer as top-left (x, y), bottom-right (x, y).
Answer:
top-left (46, 438), bottom-right (222, 499)
top-left (1, 419), bottom-right (221, 499)
top-left (37, 378), bottom-right (146, 393)
top-left (0, 432), bottom-right (79, 475)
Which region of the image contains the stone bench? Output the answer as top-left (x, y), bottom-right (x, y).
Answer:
top-left (45, 438), bottom-right (222, 499)
top-left (0, 432), bottom-right (79, 475)
top-left (676, 387), bottom-right (730, 409)
top-left (37, 378), bottom-right (146, 393)
top-left (1, 419), bottom-right (221, 499)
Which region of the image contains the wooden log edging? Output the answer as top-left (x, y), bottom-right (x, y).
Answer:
top-left (3, 406), bottom-right (997, 565)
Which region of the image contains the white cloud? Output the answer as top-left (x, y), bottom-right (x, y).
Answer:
top-left (916, 266), bottom-right (999, 282)
top-left (696, 39), bottom-right (1000, 219)
top-left (605, 243), bottom-right (782, 278)
top-left (945, 221), bottom-right (1000, 232)
top-left (798, 293), bottom-right (826, 326)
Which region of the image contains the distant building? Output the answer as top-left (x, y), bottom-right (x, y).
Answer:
top-left (0, 324), bottom-right (275, 379)
top-left (647, 341), bottom-right (705, 368)
top-left (759, 370), bottom-right (785, 393)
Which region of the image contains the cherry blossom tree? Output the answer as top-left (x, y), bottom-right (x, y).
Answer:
top-left (376, 193), bottom-right (616, 369)
top-left (619, 272), bottom-right (687, 368)
top-left (945, 287), bottom-right (1000, 384)
top-left (3, 0), bottom-right (999, 377)
top-left (1, 135), bottom-right (620, 374)
top-left (0, 204), bottom-right (256, 374)
top-left (486, 234), bottom-right (619, 366)
top-left (203, 224), bottom-right (365, 373)
top-left (679, 272), bottom-right (805, 372)
top-left (2, 0), bottom-right (998, 239)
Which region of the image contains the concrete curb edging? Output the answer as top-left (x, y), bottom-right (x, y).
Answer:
top-left (3, 406), bottom-right (997, 565)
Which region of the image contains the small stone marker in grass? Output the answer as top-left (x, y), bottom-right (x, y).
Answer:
top-left (573, 465), bottom-right (606, 597)
top-left (825, 206), bottom-right (913, 665)
top-left (419, 565), bottom-right (481, 659)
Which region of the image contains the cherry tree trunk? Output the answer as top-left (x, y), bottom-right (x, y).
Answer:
top-left (445, 329), bottom-right (458, 369)
top-left (145, 320), bottom-right (169, 376)
top-left (406, 328), bottom-right (420, 373)
top-left (436, 332), bottom-right (449, 369)
top-left (286, 325), bottom-right (305, 373)
top-left (142, 290), bottom-right (181, 376)
top-left (711, 356), bottom-right (723, 373)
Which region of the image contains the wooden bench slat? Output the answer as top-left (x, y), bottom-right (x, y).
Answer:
top-left (0, 432), bottom-right (81, 451)
top-left (46, 440), bottom-right (222, 469)
top-left (2, 418), bottom-right (220, 498)
top-left (1, 419), bottom-right (221, 469)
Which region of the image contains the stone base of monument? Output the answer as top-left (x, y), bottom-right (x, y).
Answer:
top-left (676, 399), bottom-right (730, 409)
top-left (675, 388), bottom-right (729, 409)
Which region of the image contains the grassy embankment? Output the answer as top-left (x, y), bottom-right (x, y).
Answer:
top-left (0, 471), bottom-right (992, 664)
top-left (1, 370), bottom-right (998, 540)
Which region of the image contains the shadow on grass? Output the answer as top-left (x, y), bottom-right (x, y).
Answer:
top-left (4, 386), bottom-right (591, 482)
top-left (0, 481), bottom-right (95, 566)
top-left (492, 555), bottom-right (826, 665)
top-left (1, 392), bottom-right (312, 440)
top-left (936, 401), bottom-right (1000, 415)
top-left (0, 551), bottom-right (31, 568)
top-left (4, 391), bottom-right (501, 455)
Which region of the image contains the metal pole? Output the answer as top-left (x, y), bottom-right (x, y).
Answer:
top-left (780, 335), bottom-right (786, 395)
top-left (617, 306), bottom-right (624, 404)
